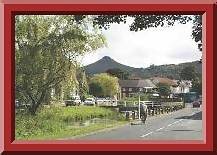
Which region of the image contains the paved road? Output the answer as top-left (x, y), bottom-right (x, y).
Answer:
top-left (76, 106), bottom-right (203, 140)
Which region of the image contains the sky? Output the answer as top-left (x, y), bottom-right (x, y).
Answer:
top-left (80, 17), bottom-right (202, 68)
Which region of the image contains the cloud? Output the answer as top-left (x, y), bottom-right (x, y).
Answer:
top-left (81, 19), bottom-right (202, 68)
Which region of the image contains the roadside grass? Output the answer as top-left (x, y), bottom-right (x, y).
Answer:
top-left (15, 106), bottom-right (127, 140)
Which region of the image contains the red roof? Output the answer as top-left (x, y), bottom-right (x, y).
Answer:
top-left (150, 77), bottom-right (177, 86)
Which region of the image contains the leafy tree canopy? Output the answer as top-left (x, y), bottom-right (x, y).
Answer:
top-left (89, 73), bottom-right (119, 97)
top-left (191, 79), bottom-right (202, 95)
top-left (179, 65), bottom-right (197, 81)
top-left (106, 68), bottom-right (129, 80)
top-left (157, 82), bottom-right (171, 97)
top-left (15, 15), bottom-right (106, 114)
top-left (76, 68), bottom-right (89, 102)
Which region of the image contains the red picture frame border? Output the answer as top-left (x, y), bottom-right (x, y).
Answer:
top-left (2, 1), bottom-right (216, 153)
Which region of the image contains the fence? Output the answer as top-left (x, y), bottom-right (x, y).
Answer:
top-left (118, 101), bottom-right (184, 120)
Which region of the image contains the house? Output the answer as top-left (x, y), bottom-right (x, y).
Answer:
top-left (172, 80), bottom-right (192, 94)
top-left (118, 79), bottom-right (157, 98)
top-left (149, 77), bottom-right (191, 95)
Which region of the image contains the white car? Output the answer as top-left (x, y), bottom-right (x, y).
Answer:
top-left (65, 96), bottom-right (81, 106)
top-left (84, 98), bottom-right (95, 106)
top-left (96, 98), bottom-right (105, 105)
top-left (111, 99), bottom-right (118, 106)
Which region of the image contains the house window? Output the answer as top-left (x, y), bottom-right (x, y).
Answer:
top-left (122, 88), bottom-right (126, 91)
top-left (139, 88), bottom-right (143, 92)
top-left (129, 88), bottom-right (132, 92)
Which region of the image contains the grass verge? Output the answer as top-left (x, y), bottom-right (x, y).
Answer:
top-left (15, 106), bottom-right (127, 140)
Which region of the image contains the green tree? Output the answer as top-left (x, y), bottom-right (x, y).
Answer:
top-left (89, 82), bottom-right (103, 97)
top-left (15, 15), bottom-right (106, 115)
top-left (191, 76), bottom-right (202, 95)
top-left (76, 68), bottom-right (89, 102)
top-left (191, 81), bottom-right (202, 95)
top-left (89, 73), bottom-right (119, 97)
top-left (180, 65), bottom-right (197, 81)
top-left (106, 68), bottom-right (129, 80)
top-left (157, 83), bottom-right (171, 98)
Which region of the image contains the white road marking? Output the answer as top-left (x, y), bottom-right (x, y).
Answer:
top-left (156, 127), bottom-right (165, 131)
top-left (140, 119), bottom-right (184, 138)
top-left (140, 131), bottom-right (153, 138)
top-left (167, 119), bottom-right (183, 127)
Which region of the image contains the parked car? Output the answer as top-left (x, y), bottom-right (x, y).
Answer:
top-left (15, 100), bottom-right (20, 108)
top-left (84, 98), bottom-right (95, 106)
top-left (192, 100), bottom-right (200, 108)
top-left (103, 98), bottom-right (110, 106)
top-left (111, 99), bottom-right (118, 106)
top-left (198, 96), bottom-right (202, 105)
top-left (96, 98), bottom-right (105, 105)
top-left (73, 96), bottom-right (82, 105)
top-left (15, 100), bottom-right (30, 109)
top-left (65, 96), bottom-right (81, 106)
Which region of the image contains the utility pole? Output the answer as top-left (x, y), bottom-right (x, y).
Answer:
top-left (138, 94), bottom-right (141, 120)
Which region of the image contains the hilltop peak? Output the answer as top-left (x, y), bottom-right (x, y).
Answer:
top-left (84, 56), bottom-right (135, 75)
top-left (102, 56), bottom-right (112, 60)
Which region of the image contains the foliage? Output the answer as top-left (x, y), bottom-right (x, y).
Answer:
top-left (15, 15), bottom-right (106, 115)
top-left (15, 106), bottom-right (125, 140)
top-left (192, 15), bottom-right (202, 51)
top-left (89, 82), bottom-right (103, 97)
top-left (76, 68), bottom-right (89, 102)
top-left (89, 73), bottom-right (119, 97)
top-left (118, 93), bottom-right (152, 106)
top-left (126, 93), bottom-right (151, 101)
top-left (180, 65), bottom-right (197, 81)
top-left (150, 98), bottom-right (182, 102)
top-left (157, 83), bottom-right (171, 97)
top-left (106, 68), bottom-right (130, 80)
top-left (191, 76), bottom-right (202, 95)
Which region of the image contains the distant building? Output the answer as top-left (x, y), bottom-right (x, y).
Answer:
top-left (150, 77), bottom-right (178, 87)
top-left (118, 79), bottom-right (157, 98)
top-left (149, 77), bottom-right (192, 95)
top-left (172, 80), bottom-right (192, 94)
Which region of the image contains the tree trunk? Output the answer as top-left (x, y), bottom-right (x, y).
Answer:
top-left (43, 88), bottom-right (52, 104)
top-left (28, 90), bottom-right (46, 115)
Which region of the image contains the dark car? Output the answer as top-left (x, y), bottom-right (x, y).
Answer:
top-left (192, 101), bottom-right (200, 108)
top-left (198, 96), bottom-right (202, 105)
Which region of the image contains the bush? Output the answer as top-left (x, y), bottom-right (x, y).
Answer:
top-left (150, 98), bottom-right (182, 102)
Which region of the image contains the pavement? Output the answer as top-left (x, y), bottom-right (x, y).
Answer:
top-left (75, 106), bottom-right (203, 140)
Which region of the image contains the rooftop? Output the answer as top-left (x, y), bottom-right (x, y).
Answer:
top-left (150, 77), bottom-right (177, 86)
top-left (119, 79), bottom-right (156, 88)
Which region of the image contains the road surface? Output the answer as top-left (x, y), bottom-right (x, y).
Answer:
top-left (76, 106), bottom-right (203, 140)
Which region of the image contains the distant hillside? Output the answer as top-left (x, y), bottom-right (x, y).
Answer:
top-left (133, 61), bottom-right (202, 79)
top-left (84, 56), bottom-right (202, 79)
top-left (84, 56), bottom-right (136, 74)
